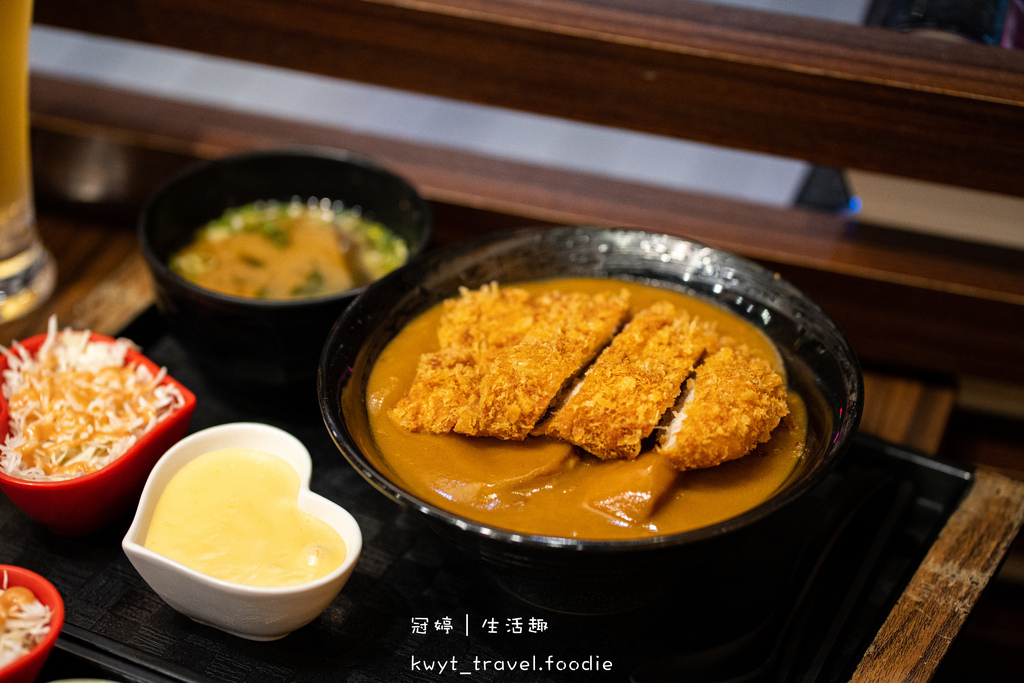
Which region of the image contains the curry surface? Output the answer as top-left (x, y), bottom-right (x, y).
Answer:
top-left (366, 278), bottom-right (806, 540)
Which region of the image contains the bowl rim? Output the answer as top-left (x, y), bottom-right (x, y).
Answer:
top-left (137, 145), bottom-right (433, 310)
top-left (0, 564), bottom-right (66, 678)
top-left (319, 225), bottom-right (864, 552)
top-left (122, 421), bottom-right (363, 596)
top-left (0, 331), bottom-right (197, 492)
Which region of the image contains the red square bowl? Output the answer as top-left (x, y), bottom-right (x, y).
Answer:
top-left (0, 565), bottom-right (64, 683)
top-left (0, 332), bottom-right (196, 536)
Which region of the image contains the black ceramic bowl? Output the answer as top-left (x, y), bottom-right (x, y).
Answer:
top-left (139, 148), bottom-right (431, 394)
top-left (319, 227), bottom-right (862, 613)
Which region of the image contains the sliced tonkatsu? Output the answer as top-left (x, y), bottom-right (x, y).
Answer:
top-left (388, 347), bottom-right (480, 434)
top-left (391, 282), bottom-right (789, 470)
top-left (389, 284), bottom-right (631, 439)
top-left (389, 283), bottom-right (538, 433)
top-left (656, 346), bottom-right (789, 471)
top-left (435, 282), bottom-right (537, 363)
top-left (454, 289), bottom-right (631, 440)
top-left (533, 302), bottom-right (719, 460)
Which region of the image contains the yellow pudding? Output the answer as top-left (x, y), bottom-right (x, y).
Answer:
top-left (143, 448), bottom-right (346, 587)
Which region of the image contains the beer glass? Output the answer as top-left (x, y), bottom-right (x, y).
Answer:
top-left (0, 0), bottom-right (55, 322)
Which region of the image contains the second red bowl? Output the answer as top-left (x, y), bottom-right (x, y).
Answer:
top-left (0, 564), bottom-right (65, 683)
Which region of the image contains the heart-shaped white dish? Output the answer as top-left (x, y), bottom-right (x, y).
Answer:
top-left (122, 422), bottom-right (361, 640)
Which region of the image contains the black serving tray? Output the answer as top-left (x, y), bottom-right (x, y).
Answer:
top-left (1, 309), bottom-right (972, 683)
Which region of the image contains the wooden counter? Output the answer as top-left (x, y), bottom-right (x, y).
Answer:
top-left (2, 74), bottom-right (1022, 681)
top-left (22, 76), bottom-right (1024, 385)
top-left (31, 0), bottom-right (1024, 197)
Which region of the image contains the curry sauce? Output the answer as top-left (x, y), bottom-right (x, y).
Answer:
top-left (365, 278), bottom-right (806, 540)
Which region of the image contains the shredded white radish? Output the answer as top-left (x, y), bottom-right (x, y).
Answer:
top-left (0, 571), bottom-right (53, 669)
top-left (0, 317), bottom-right (184, 481)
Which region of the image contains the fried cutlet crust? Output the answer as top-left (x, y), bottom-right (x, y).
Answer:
top-left (454, 289), bottom-right (631, 440)
top-left (388, 348), bottom-right (480, 433)
top-left (390, 284), bottom-right (630, 438)
top-left (390, 283), bottom-right (536, 433)
top-left (533, 302), bottom-right (717, 460)
top-left (657, 346), bottom-right (788, 471)
top-left (436, 282), bottom-right (536, 363)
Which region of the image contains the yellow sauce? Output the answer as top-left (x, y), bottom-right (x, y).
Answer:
top-left (144, 448), bottom-right (346, 587)
top-left (365, 278), bottom-right (807, 540)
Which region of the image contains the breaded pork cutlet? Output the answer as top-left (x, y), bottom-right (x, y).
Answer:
top-left (389, 283), bottom-right (537, 433)
top-left (534, 302), bottom-right (718, 460)
top-left (657, 346), bottom-right (788, 471)
top-left (390, 284), bottom-right (630, 437)
top-left (436, 282), bottom-right (536, 363)
top-left (388, 348), bottom-right (480, 433)
top-left (454, 289), bottom-right (631, 440)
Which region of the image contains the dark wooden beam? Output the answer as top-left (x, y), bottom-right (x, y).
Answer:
top-left (33, 0), bottom-right (1024, 196)
top-left (28, 76), bottom-right (1024, 382)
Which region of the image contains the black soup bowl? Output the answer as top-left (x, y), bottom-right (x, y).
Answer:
top-left (318, 226), bottom-right (862, 613)
top-left (139, 148), bottom-right (431, 394)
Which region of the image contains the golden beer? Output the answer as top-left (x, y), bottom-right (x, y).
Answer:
top-left (0, 0), bottom-right (54, 322)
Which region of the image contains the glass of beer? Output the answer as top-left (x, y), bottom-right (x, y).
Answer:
top-left (0, 0), bottom-right (55, 323)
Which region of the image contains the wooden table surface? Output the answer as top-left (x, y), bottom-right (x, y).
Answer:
top-left (4, 75), bottom-right (1023, 682)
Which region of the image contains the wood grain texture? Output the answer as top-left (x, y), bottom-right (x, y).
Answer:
top-left (852, 468), bottom-right (1024, 682)
top-left (0, 214), bottom-right (144, 344)
top-left (28, 77), bottom-right (1023, 304)
top-left (66, 253), bottom-right (155, 335)
top-left (27, 76), bottom-right (1024, 382)
top-left (861, 373), bottom-right (956, 455)
top-left (32, 0), bottom-right (1024, 196)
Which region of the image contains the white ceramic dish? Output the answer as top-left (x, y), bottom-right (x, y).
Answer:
top-left (122, 422), bottom-right (362, 641)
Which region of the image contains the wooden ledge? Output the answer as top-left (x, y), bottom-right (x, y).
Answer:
top-left (33, 0), bottom-right (1024, 195)
top-left (853, 467), bottom-right (1024, 682)
top-left (27, 76), bottom-right (1024, 382)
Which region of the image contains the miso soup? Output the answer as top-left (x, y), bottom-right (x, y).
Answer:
top-left (170, 198), bottom-right (408, 299)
